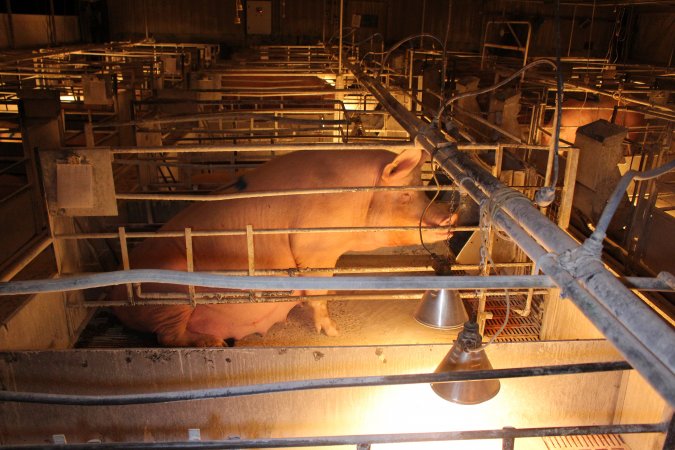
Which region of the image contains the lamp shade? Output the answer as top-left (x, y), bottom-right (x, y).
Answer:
top-left (431, 321), bottom-right (500, 404)
top-left (414, 289), bottom-right (468, 329)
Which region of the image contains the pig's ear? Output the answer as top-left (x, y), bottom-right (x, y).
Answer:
top-left (382, 148), bottom-right (424, 182)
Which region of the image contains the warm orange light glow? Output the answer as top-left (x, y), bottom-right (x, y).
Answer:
top-left (362, 383), bottom-right (503, 450)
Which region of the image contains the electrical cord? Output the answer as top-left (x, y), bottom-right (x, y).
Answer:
top-left (583, 158), bottom-right (675, 256)
top-left (433, 58), bottom-right (558, 130)
top-left (535, 0), bottom-right (565, 208)
top-left (418, 145), bottom-right (445, 260)
top-left (376, 33), bottom-right (445, 79)
top-left (433, 56), bottom-right (562, 207)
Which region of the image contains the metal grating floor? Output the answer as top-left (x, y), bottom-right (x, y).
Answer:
top-left (543, 434), bottom-right (629, 450)
top-left (483, 293), bottom-right (545, 342)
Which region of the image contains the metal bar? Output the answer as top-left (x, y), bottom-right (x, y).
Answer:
top-left (185, 227), bottom-right (196, 306)
top-left (539, 77), bottom-right (675, 115)
top-left (246, 225), bottom-right (255, 276)
top-left (118, 227), bottom-right (134, 304)
top-left (1, 270), bottom-right (673, 298)
top-left (0, 422), bottom-right (665, 449)
top-left (345, 59), bottom-right (675, 406)
top-left (5, 0), bottom-right (14, 49)
top-left (557, 146), bottom-right (579, 229)
top-left (454, 106), bottom-right (523, 143)
top-left (0, 361), bottom-right (631, 406)
top-left (63, 261), bottom-right (532, 276)
top-left (338, 0), bottom-right (344, 73)
top-left (108, 142), bottom-right (419, 154)
top-left (0, 183), bottom-right (31, 205)
top-left (84, 290), bottom-right (552, 307)
top-left (115, 185), bottom-right (459, 202)
top-left (502, 427), bottom-right (516, 450)
top-left (0, 235), bottom-right (53, 282)
top-left (53, 225), bottom-right (478, 240)
top-left (0, 272), bottom-right (559, 296)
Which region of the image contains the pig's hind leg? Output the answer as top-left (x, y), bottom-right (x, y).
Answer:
top-left (289, 236), bottom-right (339, 336)
top-left (307, 297), bottom-right (339, 336)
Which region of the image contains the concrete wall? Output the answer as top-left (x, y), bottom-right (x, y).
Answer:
top-left (2, 340), bottom-right (657, 448)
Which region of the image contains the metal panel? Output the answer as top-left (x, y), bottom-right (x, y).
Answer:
top-left (39, 149), bottom-right (117, 217)
top-left (247, 1), bottom-right (272, 35)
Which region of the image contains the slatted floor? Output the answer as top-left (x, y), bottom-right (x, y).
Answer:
top-left (543, 434), bottom-right (628, 450)
top-left (484, 293), bottom-right (544, 342)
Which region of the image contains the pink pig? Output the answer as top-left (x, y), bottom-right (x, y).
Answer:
top-left (111, 148), bottom-right (456, 347)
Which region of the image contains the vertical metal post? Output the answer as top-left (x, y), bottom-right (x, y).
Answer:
top-left (185, 227), bottom-right (196, 307)
top-left (338, 0), bottom-right (344, 73)
top-left (502, 427), bottom-right (516, 450)
top-left (558, 147), bottom-right (579, 229)
top-left (49, 0), bottom-right (57, 46)
top-left (5, 0), bottom-right (15, 49)
top-left (118, 227), bottom-right (134, 304)
top-left (493, 144), bottom-right (504, 178)
top-left (246, 225), bottom-right (255, 276)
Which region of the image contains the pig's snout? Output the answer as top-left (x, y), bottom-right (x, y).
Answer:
top-left (423, 212), bottom-right (458, 239)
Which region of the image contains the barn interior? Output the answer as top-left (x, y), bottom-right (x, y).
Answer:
top-left (0, 0), bottom-right (674, 449)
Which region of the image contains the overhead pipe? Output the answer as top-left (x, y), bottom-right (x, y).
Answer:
top-left (0, 270), bottom-right (671, 298)
top-left (0, 272), bottom-right (558, 296)
top-left (344, 60), bottom-right (675, 406)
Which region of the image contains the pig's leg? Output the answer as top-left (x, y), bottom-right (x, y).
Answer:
top-left (307, 295), bottom-right (338, 336)
top-left (289, 236), bottom-right (340, 336)
top-left (299, 272), bottom-right (338, 336)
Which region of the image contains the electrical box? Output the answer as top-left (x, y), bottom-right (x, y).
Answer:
top-left (247, 1), bottom-right (272, 35)
top-left (40, 149), bottom-right (118, 216)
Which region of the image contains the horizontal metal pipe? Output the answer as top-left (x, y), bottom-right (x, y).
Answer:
top-left (54, 225), bottom-right (477, 240)
top-left (1, 270), bottom-right (670, 297)
top-left (0, 361), bottom-right (630, 406)
top-left (84, 290), bottom-right (553, 307)
top-left (0, 272), bottom-right (559, 296)
top-left (84, 293), bottom-right (423, 307)
top-left (107, 142), bottom-right (418, 154)
top-left (0, 422), bottom-right (665, 449)
top-left (63, 261), bottom-right (533, 276)
top-left (115, 185), bottom-right (457, 201)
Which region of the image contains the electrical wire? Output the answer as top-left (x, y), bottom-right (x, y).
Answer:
top-left (433, 58), bottom-right (558, 130)
top-left (376, 33), bottom-right (445, 79)
top-left (418, 145), bottom-right (445, 260)
top-left (584, 158), bottom-right (675, 255)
